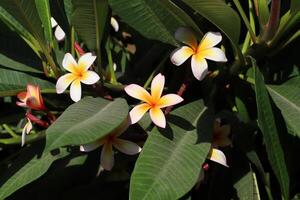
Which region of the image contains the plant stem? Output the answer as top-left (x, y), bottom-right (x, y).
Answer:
top-left (71, 26), bottom-right (75, 57)
top-left (2, 124), bottom-right (19, 138)
top-left (0, 131), bottom-right (45, 145)
top-left (106, 38), bottom-right (117, 84)
top-left (233, 0), bottom-right (256, 43)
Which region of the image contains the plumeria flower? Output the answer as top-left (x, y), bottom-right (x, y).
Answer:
top-left (51, 17), bottom-right (65, 41)
top-left (207, 148), bottom-right (228, 167)
top-left (80, 118), bottom-right (141, 171)
top-left (212, 118), bottom-right (232, 148)
top-left (56, 53), bottom-right (100, 102)
top-left (171, 27), bottom-right (227, 81)
top-left (16, 84), bottom-right (46, 111)
top-left (110, 17), bottom-right (119, 32)
top-left (125, 73), bottom-right (183, 128)
top-left (21, 118), bottom-right (33, 146)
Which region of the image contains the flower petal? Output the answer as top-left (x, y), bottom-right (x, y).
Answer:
top-left (170, 46), bottom-right (194, 66)
top-left (175, 27), bottom-right (198, 50)
top-left (158, 94), bottom-right (183, 108)
top-left (70, 79), bottom-right (82, 102)
top-left (80, 71), bottom-right (100, 85)
top-left (78, 53), bottom-right (97, 71)
top-left (62, 53), bottom-right (77, 73)
top-left (17, 91), bottom-right (27, 102)
top-left (21, 119), bottom-right (32, 146)
top-left (26, 85), bottom-right (45, 110)
top-left (201, 47), bottom-right (227, 62)
top-left (198, 32), bottom-right (222, 51)
top-left (110, 17), bottom-right (119, 32)
top-left (129, 103), bottom-right (151, 124)
top-left (80, 141), bottom-right (102, 152)
top-left (54, 25), bottom-right (66, 41)
top-left (101, 143), bottom-right (114, 171)
top-left (124, 84), bottom-right (152, 103)
top-left (151, 73), bottom-right (165, 102)
top-left (149, 107), bottom-right (166, 128)
top-left (191, 54), bottom-right (208, 81)
top-left (113, 138), bottom-right (142, 155)
top-left (56, 73), bottom-right (77, 94)
top-left (207, 148), bottom-right (228, 167)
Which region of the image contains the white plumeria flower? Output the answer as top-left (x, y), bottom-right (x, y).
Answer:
top-left (56, 53), bottom-right (100, 102)
top-left (80, 119), bottom-right (141, 171)
top-left (51, 17), bottom-right (66, 41)
top-left (21, 118), bottom-right (32, 146)
top-left (110, 17), bottom-right (119, 32)
top-left (125, 73), bottom-right (183, 128)
top-left (171, 28), bottom-right (227, 81)
top-left (207, 148), bottom-right (228, 167)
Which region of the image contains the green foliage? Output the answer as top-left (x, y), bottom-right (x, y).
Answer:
top-left (45, 97), bottom-right (128, 152)
top-left (130, 100), bottom-right (212, 200)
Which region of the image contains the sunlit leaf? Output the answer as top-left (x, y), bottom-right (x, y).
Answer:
top-left (130, 100), bottom-right (213, 200)
top-left (45, 97), bottom-right (128, 152)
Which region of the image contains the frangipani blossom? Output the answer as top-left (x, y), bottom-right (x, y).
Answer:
top-left (56, 53), bottom-right (100, 102)
top-left (51, 17), bottom-right (65, 41)
top-left (125, 73), bottom-right (183, 128)
top-left (171, 28), bottom-right (227, 81)
top-left (212, 118), bottom-right (232, 148)
top-left (80, 119), bottom-right (141, 171)
top-left (110, 17), bottom-right (119, 32)
top-left (207, 148), bottom-right (228, 167)
top-left (16, 84), bottom-right (46, 111)
top-left (21, 118), bottom-right (32, 146)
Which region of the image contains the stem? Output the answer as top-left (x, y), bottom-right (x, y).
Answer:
top-left (2, 124), bottom-right (19, 138)
top-left (238, 74), bottom-right (255, 85)
top-left (233, 0), bottom-right (256, 43)
top-left (106, 38), bottom-right (117, 84)
top-left (0, 131), bottom-right (45, 145)
top-left (71, 26), bottom-right (75, 57)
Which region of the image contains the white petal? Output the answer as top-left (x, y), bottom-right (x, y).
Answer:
top-left (101, 143), bottom-right (114, 171)
top-left (56, 73), bottom-right (77, 94)
top-left (201, 47), bottom-right (227, 62)
top-left (70, 79), bottom-right (82, 102)
top-left (51, 17), bottom-right (57, 28)
top-left (191, 54), bottom-right (208, 81)
top-left (80, 71), bottom-right (100, 85)
top-left (78, 53), bottom-right (97, 71)
top-left (149, 107), bottom-right (166, 128)
top-left (113, 138), bottom-right (142, 155)
top-left (175, 27), bottom-right (198, 49)
top-left (198, 32), bottom-right (222, 50)
top-left (151, 73), bottom-right (165, 102)
top-left (55, 25), bottom-right (66, 41)
top-left (110, 17), bottom-right (119, 32)
top-left (129, 103), bottom-right (151, 124)
top-left (21, 119), bottom-right (32, 146)
top-left (158, 94), bottom-right (183, 108)
top-left (125, 84), bottom-right (152, 103)
top-left (80, 142), bottom-right (101, 152)
top-left (208, 148), bottom-right (228, 167)
top-left (62, 53), bottom-right (77, 73)
top-left (170, 46), bottom-right (194, 66)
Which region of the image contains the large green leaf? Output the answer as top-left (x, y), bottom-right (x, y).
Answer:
top-left (108, 0), bottom-right (200, 46)
top-left (0, 148), bottom-right (69, 199)
top-left (0, 68), bottom-right (54, 97)
top-left (130, 100), bottom-right (213, 200)
top-left (267, 77), bottom-right (300, 138)
top-left (35, 0), bottom-right (53, 47)
top-left (0, 0), bottom-right (45, 43)
top-left (45, 97), bottom-right (128, 152)
top-left (71, 0), bottom-right (108, 51)
top-left (234, 169), bottom-right (260, 199)
top-left (291, 0), bottom-right (300, 15)
top-left (253, 62), bottom-right (289, 199)
top-left (181, 0), bottom-right (241, 44)
top-left (0, 53), bottom-right (43, 74)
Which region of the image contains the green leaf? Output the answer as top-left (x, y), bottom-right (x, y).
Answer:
top-left (0, 149), bottom-right (69, 199)
top-left (0, 53), bottom-right (43, 74)
top-left (253, 60), bottom-right (289, 199)
top-left (130, 100), bottom-right (213, 200)
top-left (0, 0), bottom-right (45, 43)
top-left (235, 96), bottom-right (250, 122)
top-left (0, 68), bottom-right (54, 97)
top-left (267, 77), bottom-right (300, 138)
top-left (234, 168), bottom-right (260, 199)
top-left (291, 0), bottom-right (300, 15)
top-left (256, 0), bottom-right (270, 27)
top-left (71, 0), bottom-right (108, 51)
top-left (108, 0), bottom-right (198, 46)
top-left (45, 97), bottom-right (128, 152)
top-left (181, 0), bottom-right (241, 44)
top-left (35, 0), bottom-right (53, 47)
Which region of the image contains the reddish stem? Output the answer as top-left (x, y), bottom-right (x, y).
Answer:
top-left (26, 112), bottom-right (49, 128)
top-left (74, 42), bottom-right (85, 56)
